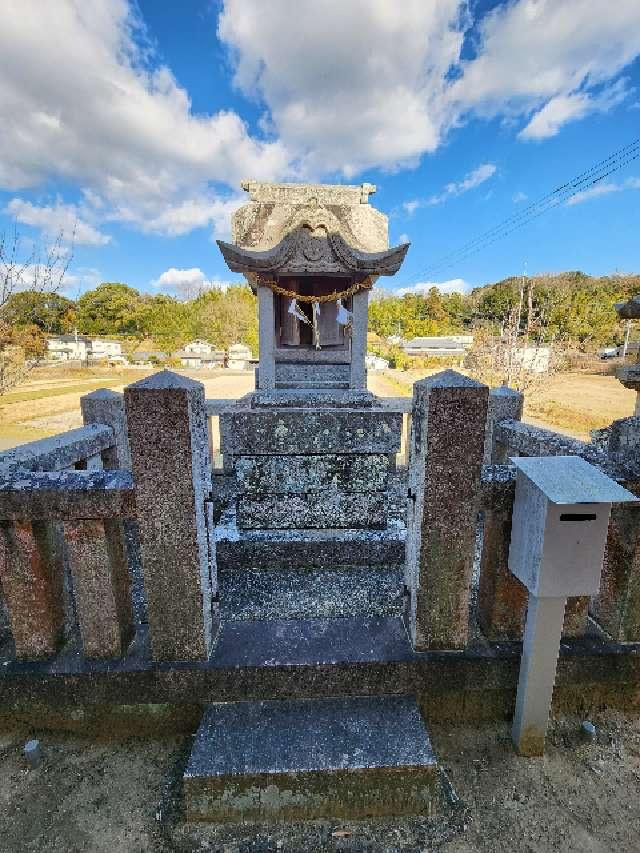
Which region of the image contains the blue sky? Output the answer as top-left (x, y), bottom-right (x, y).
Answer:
top-left (0, 0), bottom-right (639, 299)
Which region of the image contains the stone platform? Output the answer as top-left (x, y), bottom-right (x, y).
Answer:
top-left (219, 565), bottom-right (404, 621)
top-left (183, 695), bottom-right (438, 822)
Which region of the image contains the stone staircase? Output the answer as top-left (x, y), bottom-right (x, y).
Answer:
top-left (219, 564), bottom-right (404, 622)
top-left (183, 695), bottom-right (438, 822)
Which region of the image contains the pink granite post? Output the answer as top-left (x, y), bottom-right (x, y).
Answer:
top-left (0, 521), bottom-right (64, 658)
top-left (124, 371), bottom-right (216, 661)
top-left (64, 518), bottom-right (134, 658)
top-left (406, 371), bottom-right (488, 650)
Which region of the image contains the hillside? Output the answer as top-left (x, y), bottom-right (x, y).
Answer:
top-left (370, 271), bottom-right (639, 348)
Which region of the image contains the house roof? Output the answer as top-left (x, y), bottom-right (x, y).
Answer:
top-left (404, 336), bottom-right (473, 348)
top-left (48, 335), bottom-right (91, 344)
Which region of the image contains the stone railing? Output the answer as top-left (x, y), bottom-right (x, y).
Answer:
top-left (479, 406), bottom-right (640, 644)
top-left (1, 369), bottom-right (638, 670)
top-left (0, 424), bottom-right (116, 474)
top-left (0, 469), bottom-right (135, 659)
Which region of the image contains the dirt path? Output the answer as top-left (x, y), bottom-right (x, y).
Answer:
top-left (0, 366), bottom-right (634, 450)
top-left (0, 712), bottom-right (638, 851)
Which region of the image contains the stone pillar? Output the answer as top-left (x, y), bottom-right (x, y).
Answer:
top-left (0, 521), bottom-right (64, 658)
top-left (616, 364), bottom-right (640, 415)
top-left (124, 371), bottom-right (216, 661)
top-left (81, 388), bottom-right (131, 468)
top-left (257, 285), bottom-right (276, 390)
top-left (406, 370), bottom-right (488, 650)
top-left (349, 289), bottom-right (368, 390)
top-left (484, 385), bottom-right (524, 464)
top-left (64, 519), bottom-right (134, 658)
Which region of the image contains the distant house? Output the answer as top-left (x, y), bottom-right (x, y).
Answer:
top-left (512, 346), bottom-right (551, 373)
top-left (183, 339), bottom-right (213, 355)
top-left (365, 353), bottom-right (389, 370)
top-left (130, 351), bottom-right (168, 366)
top-left (175, 347), bottom-right (225, 369)
top-left (89, 339), bottom-right (122, 360)
top-left (227, 343), bottom-right (252, 370)
top-left (402, 336), bottom-right (474, 357)
top-left (47, 334), bottom-right (91, 361)
top-left (47, 335), bottom-right (125, 362)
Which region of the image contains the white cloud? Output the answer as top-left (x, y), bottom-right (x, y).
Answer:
top-left (428, 163), bottom-right (496, 205)
top-left (60, 267), bottom-right (102, 296)
top-left (519, 80), bottom-right (629, 140)
top-left (403, 162), bottom-right (496, 214)
top-left (151, 267), bottom-right (236, 299)
top-left (218, 0), bottom-right (466, 176)
top-left (394, 278), bottom-right (471, 296)
top-left (451, 0), bottom-right (640, 138)
top-left (0, 0), bottom-right (291, 236)
top-left (112, 195), bottom-right (241, 238)
top-left (513, 191), bottom-right (528, 203)
top-left (6, 198), bottom-right (111, 246)
top-left (1, 0), bottom-right (640, 241)
top-left (567, 175), bottom-right (640, 205)
top-left (398, 233), bottom-right (410, 244)
top-left (220, 0), bottom-right (640, 176)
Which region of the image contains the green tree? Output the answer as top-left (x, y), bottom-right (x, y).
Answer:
top-left (1, 291), bottom-right (75, 333)
top-left (188, 286), bottom-right (258, 353)
top-left (75, 283), bottom-right (145, 335)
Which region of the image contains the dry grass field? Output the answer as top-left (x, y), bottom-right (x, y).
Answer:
top-left (0, 363), bottom-right (634, 450)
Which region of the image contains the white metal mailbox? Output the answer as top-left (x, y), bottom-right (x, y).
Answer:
top-left (507, 455), bottom-right (637, 757)
top-left (508, 455), bottom-right (634, 598)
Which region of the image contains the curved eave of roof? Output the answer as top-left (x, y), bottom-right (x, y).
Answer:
top-left (615, 296), bottom-right (640, 320)
top-left (216, 230), bottom-right (409, 278)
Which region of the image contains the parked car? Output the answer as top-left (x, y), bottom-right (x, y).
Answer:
top-left (599, 346), bottom-right (618, 360)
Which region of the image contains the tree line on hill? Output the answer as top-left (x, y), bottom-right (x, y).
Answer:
top-left (370, 271), bottom-right (639, 348)
top-left (1, 271), bottom-right (638, 360)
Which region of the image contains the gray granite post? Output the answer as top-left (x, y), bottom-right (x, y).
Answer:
top-left (0, 521), bottom-right (64, 658)
top-left (406, 370), bottom-right (488, 650)
top-left (484, 385), bottom-right (524, 464)
top-left (64, 518), bottom-right (134, 658)
top-left (81, 388), bottom-right (131, 469)
top-left (124, 371), bottom-right (216, 661)
top-left (349, 289), bottom-right (368, 390)
top-left (257, 285), bottom-right (276, 390)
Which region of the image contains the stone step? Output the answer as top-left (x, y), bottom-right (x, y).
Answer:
top-left (219, 565), bottom-right (405, 621)
top-left (275, 380), bottom-right (350, 389)
top-left (275, 362), bottom-right (350, 383)
top-left (183, 695), bottom-right (438, 822)
top-left (214, 500), bottom-right (406, 571)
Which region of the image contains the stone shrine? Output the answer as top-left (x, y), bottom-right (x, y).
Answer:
top-left (0, 180), bottom-right (639, 824)
top-left (215, 182), bottom-right (410, 574)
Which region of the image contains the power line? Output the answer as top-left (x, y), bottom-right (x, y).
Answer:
top-left (422, 138), bottom-right (640, 275)
top-left (422, 143), bottom-right (640, 276)
top-left (419, 136), bottom-right (640, 279)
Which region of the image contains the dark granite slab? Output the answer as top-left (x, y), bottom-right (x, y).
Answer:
top-left (185, 695), bottom-right (436, 778)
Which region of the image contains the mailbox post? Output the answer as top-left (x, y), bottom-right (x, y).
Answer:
top-left (508, 456), bottom-right (636, 756)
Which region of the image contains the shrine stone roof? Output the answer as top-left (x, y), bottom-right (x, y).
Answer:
top-left (219, 180), bottom-right (409, 281)
top-left (217, 226), bottom-right (408, 280)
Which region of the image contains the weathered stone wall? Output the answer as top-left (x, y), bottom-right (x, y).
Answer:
top-left (221, 401), bottom-right (402, 533)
